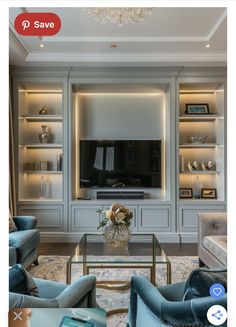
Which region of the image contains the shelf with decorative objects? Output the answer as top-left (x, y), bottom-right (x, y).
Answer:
top-left (16, 81), bottom-right (64, 202)
top-left (178, 80), bottom-right (226, 203)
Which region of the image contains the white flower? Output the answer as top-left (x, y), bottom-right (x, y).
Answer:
top-left (115, 212), bottom-right (125, 223)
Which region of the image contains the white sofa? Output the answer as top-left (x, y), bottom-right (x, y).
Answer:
top-left (198, 212), bottom-right (227, 268)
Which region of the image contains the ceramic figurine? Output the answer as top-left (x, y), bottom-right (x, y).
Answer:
top-left (187, 161), bottom-right (193, 171)
top-left (201, 161), bottom-right (206, 171)
top-left (192, 161), bottom-right (199, 170)
top-left (207, 161), bottom-right (214, 171)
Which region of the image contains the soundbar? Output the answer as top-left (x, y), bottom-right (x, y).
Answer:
top-left (97, 191), bottom-right (144, 200)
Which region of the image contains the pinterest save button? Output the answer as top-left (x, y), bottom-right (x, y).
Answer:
top-left (14, 12), bottom-right (61, 36)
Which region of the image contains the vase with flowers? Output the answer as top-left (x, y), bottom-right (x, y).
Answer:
top-left (98, 203), bottom-right (133, 248)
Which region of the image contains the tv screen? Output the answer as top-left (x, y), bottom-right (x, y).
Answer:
top-left (80, 140), bottom-right (161, 188)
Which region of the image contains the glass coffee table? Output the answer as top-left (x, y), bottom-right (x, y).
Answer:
top-left (67, 233), bottom-right (171, 314)
top-left (67, 233), bottom-right (171, 287)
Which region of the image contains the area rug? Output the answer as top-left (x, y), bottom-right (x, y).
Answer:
top-left (28, 255), bottom-right (198, 327)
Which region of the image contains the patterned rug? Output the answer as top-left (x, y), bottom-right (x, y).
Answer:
top-left (29, 255), bottom-right (198, 327)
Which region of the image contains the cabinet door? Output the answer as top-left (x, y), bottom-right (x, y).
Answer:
top-left (71, 205), bottom-right (102, 232)
top-left (178, 205), bottom-right (225, 232)
top-left (17, 204), bottom-right (63, 232)
top-left (138, 206), bottom-right (171, 232)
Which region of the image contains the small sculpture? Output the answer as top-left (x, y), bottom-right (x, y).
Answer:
top-left (201, 161), bottom-right (206, 171)
top-left (187, 161), bottom-right (193, 171)
top-left (206, 161), bottom-right (214, 171)
top-left (192, 161), bottom-right (199, 170)
top-left (39, 105), bottom-right (48, 115)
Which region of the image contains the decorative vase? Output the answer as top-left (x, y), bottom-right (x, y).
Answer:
top-left (39, 175), bottom-right (50, 199)
top-left (104, 223), bottom-right (130, 248)
top-left (193, 176), bottom-right (202, 199)
top-left (39, 125), bottom-right (49, 144)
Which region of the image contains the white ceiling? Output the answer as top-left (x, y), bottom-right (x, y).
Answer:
top-left (9, 7), bottom-right (227, 67)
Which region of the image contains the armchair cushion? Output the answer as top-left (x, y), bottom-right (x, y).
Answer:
top-left (9, 213), bottom-right (17, 233)
top-left (9, 230), bottom-right (40, 263)
top-left (9, 264), bottom-right (39, 297)
top-left (183, 267), bottom-right (227, 300)
top-left (13, 216), bottom-right (37, 231)
top-left (203, 235), bottom-right (227, 266)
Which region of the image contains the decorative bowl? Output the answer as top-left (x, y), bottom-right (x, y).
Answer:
top-left (185, 135), bottom-right (207, 144)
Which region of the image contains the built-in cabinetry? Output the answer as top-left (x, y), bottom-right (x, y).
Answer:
top-left (70, 201), bottom-right (172, 233)
top-left (12, 68), bottom-right (226, 242)
top-left (177, 78), bottom-right (226, 237)
top-left (17, 83), bottom-right (64, 201)
top-left (14, 73), bottom-right (68, 233)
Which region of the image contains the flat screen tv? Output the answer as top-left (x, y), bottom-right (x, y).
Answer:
top-left (80, 140), bottom-right (161, 188)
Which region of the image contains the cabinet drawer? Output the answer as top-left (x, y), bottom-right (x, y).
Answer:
top-left (178, 206), bottom-right (225, 232)
top-left (71, 205), bottom-right (102, 232)
top-left (138, 206), bottom-right (171, 232)
top-left (17, 205), bottom-right (63, 232)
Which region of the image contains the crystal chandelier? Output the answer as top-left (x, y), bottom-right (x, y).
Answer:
top-left (84, 8), bottom-right (154, 26)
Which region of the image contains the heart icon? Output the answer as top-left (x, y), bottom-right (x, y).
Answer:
top-left (213, 288), bottom-right (222, 296)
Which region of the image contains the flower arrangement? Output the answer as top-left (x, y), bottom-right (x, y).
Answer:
top-left (98, 203), bottom-right (133, 229)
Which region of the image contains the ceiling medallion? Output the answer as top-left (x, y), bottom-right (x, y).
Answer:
top-left (84, 8), bottom-right (154, 26)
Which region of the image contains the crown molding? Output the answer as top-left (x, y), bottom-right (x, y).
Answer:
top-left (9, 21), bottom-right (30, 54)
top-left (42, 36), bottom-right (209, 43)
top-left (26, 52), bottom-right (226, 63)
top-left (9, 28), bottom-right (28, 63)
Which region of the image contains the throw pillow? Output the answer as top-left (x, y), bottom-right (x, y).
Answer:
top-left (9, 211), bottom-right (17, 233)
top-left (9, 264), bottom-right (39, 297)
top-left (183, 268), bottom-right (227, 301)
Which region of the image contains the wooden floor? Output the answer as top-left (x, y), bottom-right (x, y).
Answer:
top-left (38, 242), bottom-right (198, 256)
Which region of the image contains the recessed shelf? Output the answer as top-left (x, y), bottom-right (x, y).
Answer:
top-left (178, 199), bottom-right (224, 204)
top-left (18, 198), bottom-right (62, 202)
top-left (19, 115), bottom-right (63, 122)
top-left (19, 144), bottom-right (63, 149)
top-left (23, 171), bottom-right (62, 174)
top-left (179, 143), bottom-right (219, 148)
top-left (179, 115), bottom-right (223, 122)
top-left (179, 171), bottom-right (219, 175)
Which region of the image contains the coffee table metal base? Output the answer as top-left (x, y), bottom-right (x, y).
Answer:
top-left (66, 261), bottom-right (171, 315)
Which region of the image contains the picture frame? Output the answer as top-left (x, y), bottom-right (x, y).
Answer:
top-left (185, 103), bottom-right (210, 115)
top-left (179, 188), bottom-right (193, 198)
top-left (201, 188), bottom-right (217, 199)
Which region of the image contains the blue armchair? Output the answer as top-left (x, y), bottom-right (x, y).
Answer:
top-left (127, 269), bottom-right (227, 327)
top-left (9, 275), bottom-right (97, 309)
top-left (9, 216), bottom-right (40, 267)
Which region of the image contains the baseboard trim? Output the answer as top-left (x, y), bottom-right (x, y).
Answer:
top-left (39, 232), bottom-right (198, 243)
top-left (179, 233), bottom-right (198, 243)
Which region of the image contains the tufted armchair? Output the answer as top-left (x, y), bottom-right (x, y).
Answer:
top-left (9, 216), bottom-right (40, 268)
top-left (198, 212), bottom-right (227, 268)
top-left (127, 268), bottom-right (227, 327)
